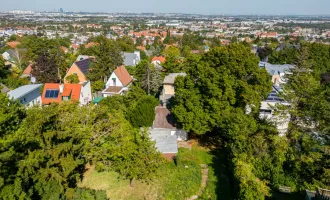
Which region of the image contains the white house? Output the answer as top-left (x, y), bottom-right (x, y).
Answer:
top-left (260, 62), bottom-right (294, 86)
top-left (102, 66), bottom-right (133, 97)
top-left (2, 51), bottom-right (11, 61)
top-left (8, 84), bottom-right (43, 107)
top-left (123, 51), bottom-right (141, 67)
top-left (151, 56), bottom-right (166, 70)
top-left (259, 85), bottom-right (291, 136)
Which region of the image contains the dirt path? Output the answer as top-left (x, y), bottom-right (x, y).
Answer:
top-left (187, 164), bottom-right (209, 200)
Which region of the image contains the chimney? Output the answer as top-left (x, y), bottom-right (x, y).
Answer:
top-left (59, 84), bottom-right (64, 93)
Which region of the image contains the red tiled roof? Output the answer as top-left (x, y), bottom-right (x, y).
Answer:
top-left (42, 83), bottom-right (62, 105)
top-left (71, 44), bottom-right (79, 49)
top-left (136, 46), bottom-right (146, 51)
top-left (60, 46), bottom-right (69, 52)
top-left (85, 42), bottom-right (99, 48)
top-left (62, 84), bottom-right (81, 100)
top-left (23, 64), bottom-right (32, 75)
top-left (114, 65), bottom-right (132, 87)
top-left (7, 41), bottom-right (20, 48)
top-left (152, 56), bottom-right (166, 63)
top-left (42, 83), bottom-right (81, 105)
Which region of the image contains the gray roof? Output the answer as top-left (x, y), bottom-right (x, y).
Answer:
top-left (260, 62), bottom-right (294, 76)
top-left (75, 58), bottom-right (92, 75)
top-left (149, 128), bottom-right (178, 154)
top-left (7, 84), bottom-right (43, 100)
top-left (265, 85), bottom-right (287, 103)
top-left (163, 73), bottom-right (187, 84)
top-left (123, 52), bottom-right (139, 66)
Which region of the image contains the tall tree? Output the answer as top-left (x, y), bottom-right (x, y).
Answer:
top-left (127, 95), bottom-right (159, 128)
top-left (31, 51), bottom-right (60, 83)
top-left (135, 60), bottom-right (162, 95)
top-left (86, 36), bottom-right (123, 83)
top-left (172, 43), bottom-right (272, 134)
top-left (162, 46), bottom-right (182, 73)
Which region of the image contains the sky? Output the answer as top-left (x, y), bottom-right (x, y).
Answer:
top-left (1, 0), bottom-right (329, 15)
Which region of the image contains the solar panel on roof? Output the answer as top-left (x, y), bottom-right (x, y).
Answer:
top-left (45, 90), bottom-right (51, 98)
top-left (54, 90), bottom-right (59, 97)
top-left (45, 89), bottom-right (59, 98)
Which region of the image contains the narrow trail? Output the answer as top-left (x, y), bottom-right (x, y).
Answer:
top-left (187, 164), bottom-right (209, 200)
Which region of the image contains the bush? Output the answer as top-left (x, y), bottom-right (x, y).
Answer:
top-left (65, 74), bottom-right (79, 84)
top-left (91, 80), bottom-right (104, 93)
top-left (127, 95), bottom-right (159, 128)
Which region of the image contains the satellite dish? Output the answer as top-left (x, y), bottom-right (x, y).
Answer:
top-left (30, 76), bottom-right (36, 84)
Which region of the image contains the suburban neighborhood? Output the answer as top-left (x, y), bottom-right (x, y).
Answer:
top-left (0, 4), bottom-right (330, 200)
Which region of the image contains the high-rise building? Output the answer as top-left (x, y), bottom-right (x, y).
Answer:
top-left (59, 8), bottom-right (64, 13)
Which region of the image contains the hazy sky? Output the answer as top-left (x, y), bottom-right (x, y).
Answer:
top-left (1, 0), bottom-right (329, 15)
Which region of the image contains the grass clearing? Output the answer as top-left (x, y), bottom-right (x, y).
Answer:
top-left (79, 144), bottom-right (218, 200)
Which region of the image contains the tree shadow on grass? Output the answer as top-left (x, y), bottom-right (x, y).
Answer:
top-left (195, 132), bottom-right (237, 200)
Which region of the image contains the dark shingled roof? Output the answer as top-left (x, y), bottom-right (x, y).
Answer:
top-left (153, 106), bottom-right (176, 129)
top-left (75, 58), bottom-right (92, 75)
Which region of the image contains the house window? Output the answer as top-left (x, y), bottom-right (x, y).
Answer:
top-left (73, 72), bottom-right (77, 75)
top-left (112, 78), bottom-right (116, 86)
top-left (62, 96), bottom-right (69, 101)
top-left (23, 97), bottom-right (26, 102)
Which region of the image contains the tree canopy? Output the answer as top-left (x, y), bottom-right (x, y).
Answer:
top-left (172, 43), bottom-right (272, 134)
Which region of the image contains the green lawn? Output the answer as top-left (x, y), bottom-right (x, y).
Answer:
top-left (79, 144), bottom-right (218, 200)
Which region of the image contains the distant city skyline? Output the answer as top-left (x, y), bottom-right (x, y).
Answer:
top-left (1, 0), bottom-right (329, 15)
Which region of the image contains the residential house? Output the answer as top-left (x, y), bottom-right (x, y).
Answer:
top-left (123, 51), bottom-right (141, 67)
top-left (60, 46), bottom-right (69, 53)
top-left (151, 56), bottom-right (166, 70)
top-left (257, 32), bottom-right (277, 39)
top-left (160, 73), bottom-right (187, 106)
top-left (70, 44), bottom-right (80, 52)
top-left (259, 85), bottom-right (290, 136)
top-left (260, 62), bottom-right (294, 86)
top-left (149, 106), bottom-right (187, 160)
top-left (2, 48), bottom-right (27, 68)
top-left (102, 65), bottom-right (132, 97)
top-left (42, 81), bottom-right (92, 106)
top-left (7, 84), bottom-right (43, 107)
top-left (85, 42), bottom-right (99, 49)
top-left (7, 41), bottom-right (21, 49)
top-left (21, 64), bottom-right (32, 78)
top-left (64, 58), bottom-right (93, 84)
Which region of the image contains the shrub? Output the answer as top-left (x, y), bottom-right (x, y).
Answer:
top-left (127, 95), bottom-right (159, 128)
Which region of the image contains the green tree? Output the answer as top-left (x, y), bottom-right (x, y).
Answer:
top-left (117, 36), bottom-right (135, 52)
top-left (135, 60), bottom-right (162, 95)
top-left (127, 95), bottom-right (159, 128)
top-left (162, 46), bottom-right (182, 73)
top-left (91, 80), bottom-right (105, 93)
top-left (65, 74), bottom-right (79, 84)
top-left (87, 108), bottom-right (163, 187)
top-left (86, 36), bottom-right (123, 83)
top-left (31, 51), bottom-right (60, 83)
top-left (172, 43), bottom-right (272, 134)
